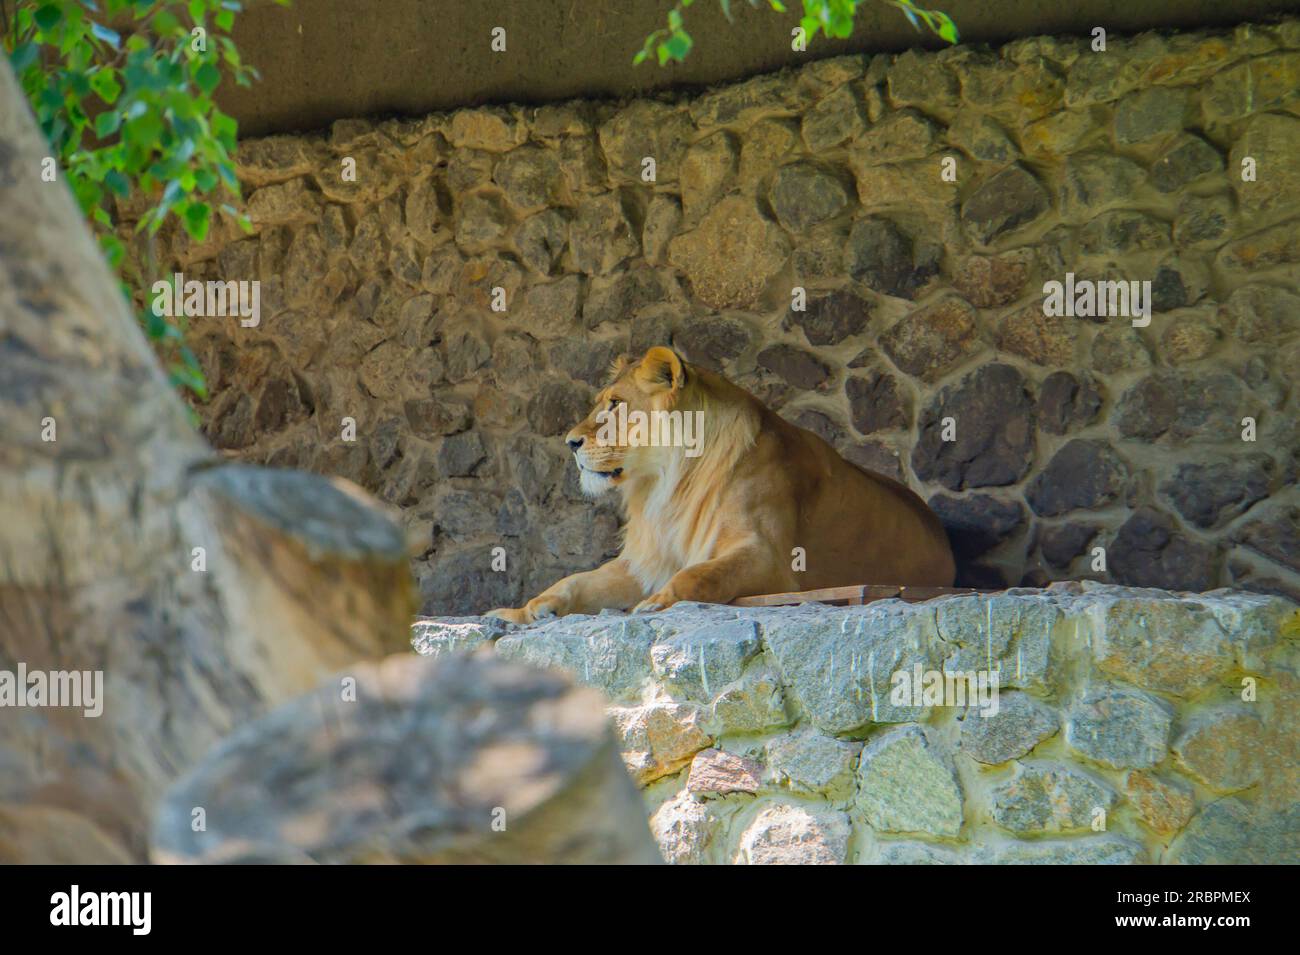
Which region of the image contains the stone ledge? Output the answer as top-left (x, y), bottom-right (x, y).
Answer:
top-left (412, 582), bottom-right (1299, 864)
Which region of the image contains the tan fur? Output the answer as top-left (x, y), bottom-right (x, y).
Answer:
top-left (486, 346), bottom-right (955, 624)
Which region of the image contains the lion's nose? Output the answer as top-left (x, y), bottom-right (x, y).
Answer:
top-left (566, 436), bottom-right (583, 452)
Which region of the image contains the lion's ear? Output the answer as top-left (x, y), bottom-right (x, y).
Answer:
top-left (634, 346), bottom-right (687, 394)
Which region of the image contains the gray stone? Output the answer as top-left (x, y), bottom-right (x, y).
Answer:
top-left (410, 615), bottom-right (511, 658)
top-left (1108, 507), bottom-right (1219, 593)
top-left (946, 113), bottom-right (1017, 164)
top-left (686, 748), bottom-right (763, 796)
top-left (989, 762), bottom-right (1116, 834)
top-left (437, 430), bottom-right (487, 478)
top-left (961, 164), bottom-right (1050, 245)
top-left (680, 131), bottom-right (737, 224)
top-left (570, 193), bottom-right (639, 274)
top-left (1084, 588), bottom-right (1236, 694)
top-left (1065, 686), bottom-right (1172, 769)
top-left (1037, 372), bottom-right (1102, 435)
top-left (937, 593), bottom-right (1061, 693)
top-left (1234, 503), bottom-right (1300, 573)
top-left (610, 700), bottom-right (713, 784)
top-left (582, 267), bottom-right (670, 329)
top-left (1114, 86), bottom-right (1188, 145)
top-left (454, 191), bottom-right (511, 251)
top-left (496, 613), bottom-right (658, 700)
top-left (1114, 371), bottom-right (1250, 444)
top-left (734, 803), bottom-right (851, 865)
top-left (855, 726), bottom-right (964, 837)
top-left (668, 197), bottom-right (790, 309)
top-left (1059, 153), bottom-right (1146, 220)
top-left (854, 108), bottom-right (938, 163)
top-left (879, 296), bottom-right (979, 381)
top-left (1219, 285), bottom-right (1300, 343)
top-left (1172, 707), bottom-right (1263, 791)
top-left (762, 601), bottom-right (946, 732)
top-left (847, 369), bottom-right (909, 434)
top-left (912, 364), bottom-right (1036, 491)
top-left (1026, 440), bottom-right (1129, 517)
top-left (1080, 211), bottom-right (1170, 254)
top-left (1229, 113), bottom-right (1300, 216)
top-left (1039, 523), bottom-right (1099, 569)
top-left (756, 344), bottom-right (831, 390)
top-left (650, 619), bottom-right (760, 701)
top-left (1204, 52), bottom-right (1300, 124)
top-left (1174, 193), bottom-right (1233, 248)
top-left (960, 691), bottom-right (1059, 764)
top-left (952, 249), bottom-right (1034, 308)
top-left (801, 84), bottom-right (867, 151)
top-left (649, 789), bottom-right (726, 865)
top-left (846, 218), bottom-right (941, 300)
top-left (887, 50), bottom-right (959, 108)
top-left (493, 146), bottom-right (563, 210)
top-left (790, 289), bottom-right (871, 346)
top-left (710, 665), bottom-right (792, 735)
top-left (1150, 134), bottom-right (1223, 193)
top-left (515, 209), bottom-right (568, 274)
top-left (674, 314), bottom-right (754, 370)
top-left (768, 163), bottom-right (850, 232)
top-left (1160, 456), bottom-right (1275, 529)
top-left (872, 841), bottom-right (969, 865)
top-left (987, 837), bottom-right (1144, 865)
top-left (599, 100), bottom-right (691, 184)
top-left (1091, 325), bottom-right (1153, 374)
top-left (763, 729), bottom-right (861, 799)
top-left (526, 379), bottom-right (591, 436)
top-left (1168, 798), bottom-right (1300, 864)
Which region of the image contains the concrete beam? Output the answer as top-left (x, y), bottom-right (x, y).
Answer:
top-left (217, 0), bottom-right (1300, 136)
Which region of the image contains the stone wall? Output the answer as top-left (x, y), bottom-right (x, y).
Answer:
top-left (130, 18), bottom-right (1300, 615)
top-left (414, 583), bottom-right (1299, 864)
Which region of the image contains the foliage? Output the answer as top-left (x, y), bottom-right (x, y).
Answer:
top-left (1, 0), bottom-right (285, 399)
top-left (636, 0), bottom-right (958, 66)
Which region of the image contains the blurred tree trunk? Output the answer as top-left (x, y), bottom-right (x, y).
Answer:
top-left (0, 59), bottom-right (417, 862)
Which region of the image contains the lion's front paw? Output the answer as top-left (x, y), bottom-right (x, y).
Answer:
top-left (485, 594), bottom-right (567, 626)
top-left (632, 589), bottom-right (679, 614)
top-left (485, 606), bottom-right (531, 625)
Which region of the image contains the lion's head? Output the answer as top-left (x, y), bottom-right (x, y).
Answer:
top-left (564, 346), bottom-right (690, 498)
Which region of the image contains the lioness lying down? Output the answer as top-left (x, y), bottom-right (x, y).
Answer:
top-left (487, 346), bottom-right (955, 624)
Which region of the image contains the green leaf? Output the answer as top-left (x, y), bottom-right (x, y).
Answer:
top-left (95, 109), bottom-right (121, 137)
top-left (182, 201), bottom-right (211, 240)
top-left (194, 61), bottom-right (221, 95)
top-left (34, 4), bottom-right (63, 32)
top-left (104, 169), bottom-right (130, 196)
top-left (10, 43), bottom-right (40, 72)
top-left (90, 69), bottom-right (122, 104)
top-left (663, 32), bottom-right (692, 61)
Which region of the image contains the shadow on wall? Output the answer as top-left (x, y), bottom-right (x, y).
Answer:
top-left (135, 18), bottom-right (1300, 615)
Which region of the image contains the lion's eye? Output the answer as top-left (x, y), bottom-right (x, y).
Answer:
top-left (608, 397), bottom-right (622, 410)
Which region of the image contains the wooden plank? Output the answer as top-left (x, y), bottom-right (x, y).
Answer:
top-left (731, 584), bottom-right (991, 608)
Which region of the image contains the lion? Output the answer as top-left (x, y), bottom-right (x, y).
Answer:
top-left (487, 346), bottom-right (955, 624)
